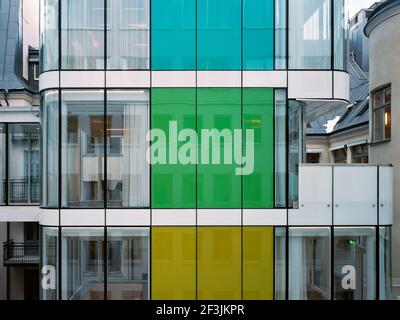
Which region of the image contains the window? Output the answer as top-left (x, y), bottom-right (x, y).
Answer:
top-left (40, 226), bottom-right (59, 300)
top-left (352, 144), bottom-right (368, 164)
top-left (40, 0), bottom-right (59, 72)
top-left (289, 228), bottom-right (331, 300)
top-left (373, 86), bottom-right (391, 143)
top-left (306, 153), bottom-right (320, 163)
top-left (0, 124), bottom-right (5, 205)
top-left (333, 148), bottom-right (347, 164)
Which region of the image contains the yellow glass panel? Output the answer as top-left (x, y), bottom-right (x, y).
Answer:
top-left (197, 227), bottom-right (241, 300)
top-left (243, 227), bottom-right (274, 300)
top-left (152, 227), bottom-right (196, 300)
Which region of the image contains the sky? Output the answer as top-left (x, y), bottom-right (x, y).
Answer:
top-left (346, 0), bottom-right (380, 18)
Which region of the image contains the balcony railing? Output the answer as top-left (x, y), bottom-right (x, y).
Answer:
top-left (3, 240), bottom-right (39, 266)
top-left (2, 179), bottom-right (39, 204)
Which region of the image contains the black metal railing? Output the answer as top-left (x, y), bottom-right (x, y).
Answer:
top-left (2, 179), bottom-right (39, 204)
top-left (3, 240), bottom-right (39, 266)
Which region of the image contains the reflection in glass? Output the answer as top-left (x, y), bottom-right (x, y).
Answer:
top-left (334, 227), bottom-right (376, 300)
top-left (289, 228), bottom-right (331, 300)
top-left (61, 90), bottom-right (104, 208)
top-left (61, 228), bottom-right (104, 300)
top-left (8, 124), bottom-right (40, 205)
top-left (40, 226), bottom-right (59, 300)
top-left (275, 227), bottom-right (286, 300)
top-left (289, 0), bottom-right (331, 69)
top-left (40, 0), bottom-right (59, 72)
top-left (41, 90), bottom-right (59, 207)
top-left (0, 124), bottom-right (5, 205)
top-left (61, 0), bottom-right (105, 69)
top-left (275, 0), bottom-right (287, 69)
top-left (106, 228), bottom-right (150, 300)
top-left (107, 0), bottom-right (150, 69)
top-left (106, 90), bottom-right (149, 208)
top-left (275, 90), bottom-right (287, 207)
top-left (379, 227), bottom-right (392, 300)
top-left (334, 0), bottom-right (347, 70)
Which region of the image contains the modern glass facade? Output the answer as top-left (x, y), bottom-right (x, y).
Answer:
top-left (40, 0), bottom-right (347, 71)
top-left (38, 0), bottom-right (390, 302)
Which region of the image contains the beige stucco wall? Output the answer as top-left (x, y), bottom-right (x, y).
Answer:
top-left (368, 10), bottom-right (400, 291)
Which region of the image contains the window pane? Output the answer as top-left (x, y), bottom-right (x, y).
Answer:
top-left (106, 90), bottom-right (150, 208)
top-left (243, 227), bottom-right (274, 300)
top-left (8, 124), bottom-right (40, 205)
top-left (61, 228), bottom-right (104, 300)
top-left (243, 89), bottom-right (274, 208)
top-left (374, 109), bottom-right (383, 142)
top-left (107, 0), bottom-right (150, 69)
top-left (0, 124), bottom-right (5, 205)
top-left (243, 0), bottom-right (274, 70)
top-left (61, 90), bottom-right (104, 208)
top-left (197, 89), bottom-right (241, 208)
top-left (334, 0), bottom-right (347, 70)
top-left (373, 92), bottom-right (382, 109)
top-left (151, 89), bottom-right (196, 208)
top-left (40, 226), bottom-right (59, 300)
top-left (61, 0), bottom-right (105, 69)
top-left (197, 227), bottom-right (241, 300)
top-left (379, 227), bottom-right (392, 300)
top-left (289, 227), bottom-right (331, 300)
top-left (41, 90), bottom-right (59, 208)
top-left (384, 107), bottom-right (391, 140)
top-left (151, 0), bottom-right (196, 70)
top-left (384, 88), bottom-right (391, 104)
top-left (275, 0), bottom-right (287, 69)
top-left (40, 0), bottom-right (59, 72)
top-left (289, 0), bottom-right (331, 69)
top-left (106, 228), bottom-right (149, 300)
top-left (275, 89), bottom-right (287, 207)
top-left (275, 227), bottom-right (286, 300)
top-left (334, 227), bottom-right (376, 300)
top-left (197, 0), bottom-right (241, 70)
top-left (152, 227), bottom-right (196, 300)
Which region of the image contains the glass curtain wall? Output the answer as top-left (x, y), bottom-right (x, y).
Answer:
top-left (40, 0), bottom-right (59, 72)
top-left (106, 228), bottom-right (150, 300)
top-left (275, 89), bottom-right (287, 207)
top-left (61, 90), bottom-right (104, 208)
top-left (289, 0), bottom-right (331, 69)
top-left (61, 0), bottom-right (105, 69)
top-left (40, 227), bottom-right (59, 300)
top-left (107, 0), bottom-right (150, 69)
top-left (334, 227), bottom-right (376, 300)
top-left (275, 0), bottom-right (287, 69)
top-left (41, 90), bottom-right (59, 208)
top-left (0, 124), bottom-right (5, 205)
top-left (334, 0), bottom-right (347, 70)
top-left (379, 227), bottom-right (392, 300)
top-left (289, 227), bottom-right (331, 300)
top-left (106, 90), bottom-right (150, 208)
top-left (8, 124), bottom-right (40, 205)
top-left (275, 227), bottom-right (286, 300)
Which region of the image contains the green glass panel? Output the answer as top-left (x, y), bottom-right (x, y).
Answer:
top-left (151, 0), bottom-right (196, 70)
top-left (243, 88), bottom-right (274, 208)
top-left (243, 0), bottom-right (274, 70)
top-left (197, 0), bottom-right (241, 70)
top-left (197, 89), bottom-right (242, 209)
top-left (151, 89), bottom-right (196, 208)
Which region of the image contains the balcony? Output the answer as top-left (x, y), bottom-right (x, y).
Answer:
top-left (2, 179), bottom-right (39, 205)
top-left (289, 164), bottom-right (393, 226)
top-left (3, 240), bottom-right (39, 266)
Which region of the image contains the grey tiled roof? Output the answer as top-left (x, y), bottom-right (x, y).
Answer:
top-left (0, 0), bottom-right (33, 91)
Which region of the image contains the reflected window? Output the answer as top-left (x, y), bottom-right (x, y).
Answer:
top-left (61, 90), bottom-right (104, 208)
top-left (334, 227), bottom-right (376, 300)
top-left (0, 124), bottom-right (5, 205)
top-left (352, 144), bottom-right (368, 164)
top-left (289, 228), bottom-right (331, 300)
top-left (373, 86), bottom-right (391, 143)
top-left (106, 228), bottom-right (150, 300)
top-left (61, 228), bottom-right (105, 300)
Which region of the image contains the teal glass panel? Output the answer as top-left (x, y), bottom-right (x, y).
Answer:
top-left (243, 0), bottom-right (274, 70)
top-left (152, 0), bottom-right (196, 70)
top-left (243, 89), bottom-right (274, 208)
top-left (197, 89), bottom-right (242, 208)
top-left (151, 89), bottom-right (196, 208)
top-left (197, 0), bottom-right (241, 70)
